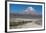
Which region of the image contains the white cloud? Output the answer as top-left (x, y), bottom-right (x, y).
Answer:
top-left (26, 7), bottom-right (35, 11)
top-left (24, 7), bottom-right (36, 15)
top-left (22, 7), bottom-right (41, 16)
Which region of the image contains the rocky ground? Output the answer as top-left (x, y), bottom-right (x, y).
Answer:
top-left (10, 18), bottom-right (42, 29)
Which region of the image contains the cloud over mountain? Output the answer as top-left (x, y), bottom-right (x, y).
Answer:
top-left (23, 7), bottom-right (38, 16)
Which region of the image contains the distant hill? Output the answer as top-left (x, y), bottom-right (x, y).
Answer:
top-left (10, 13), bottom-right (42, 19)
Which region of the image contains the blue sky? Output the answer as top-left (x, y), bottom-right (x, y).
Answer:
top-left (10, 4), bottom-right (42, 14)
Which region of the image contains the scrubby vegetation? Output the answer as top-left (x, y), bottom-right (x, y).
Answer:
top-left (10, 21), bottom-right (32, 26)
